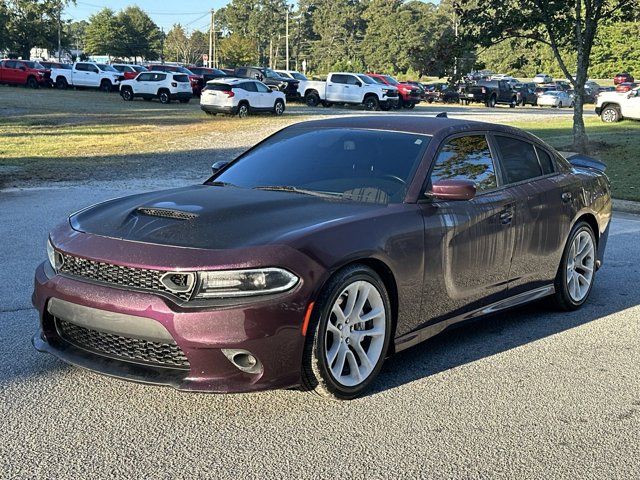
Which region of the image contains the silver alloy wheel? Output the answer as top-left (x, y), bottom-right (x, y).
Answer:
top-left (238, 104), bottom-right (248, 118)
top-left (566, 231), bottom-right (595, 302)
top-left (602, 107), bottom-right (618, 123)
top-left (324, 280), bottom-right (386, 387)
top-left (274, 101), bottom-right (284, 115)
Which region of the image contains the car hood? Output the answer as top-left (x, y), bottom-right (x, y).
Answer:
top-left (69, 185), bottom-right (384, 250)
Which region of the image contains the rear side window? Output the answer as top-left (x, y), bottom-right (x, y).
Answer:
top-left (255, 82), bottom-right (271, 93)
top-left (75, 63), bottom-right (88, 71)
top-left (494, 136), bottom-right (543, 183)
top-left (151, 73), bottom-right (166, 81)
top-left (331, 74), bottom-right (348, 84)
top-left (241, 82), bottom-right (257, 92)
top-left (431, 135), bottom-right (498, 192)
top-left (173, 74), bottom-right (189, 83)
top-left (535, 147), bottom-right (555, 175)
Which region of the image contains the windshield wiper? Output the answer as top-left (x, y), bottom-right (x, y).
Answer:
top-left (208, 181), bottom-right (239, 187)
top-left (253, 185), bottom-right (343, 199)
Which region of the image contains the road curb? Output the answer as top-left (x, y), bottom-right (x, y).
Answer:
top-left (613, 199), bottom-right (640, 215)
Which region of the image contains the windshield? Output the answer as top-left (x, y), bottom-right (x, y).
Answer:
top-left (264, 68), bottom-right (282, 79)
top-left (176, 66), bottom-right (194, 74)
top-left (212, 128), bottom-right (430, 204)
top-left (383, 75), bottom-right (399, 85)
top-left (369, 76), bottom-right (385, 85)
top-left (97, 64), bottom-right (118, 72)
top-left (132, 65), bottom-right (146, 72)
top-left (357, 74), bottom-right (376, 85)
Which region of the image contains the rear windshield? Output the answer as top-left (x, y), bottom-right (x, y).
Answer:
top-left (24, 61), bottom-right (44, 69)
top-left (204, 83), bottom-right (232, 91)
top-left (173, 74), bottom-right (189, 83)
top-left (132, 65), bottom-right (147, 72)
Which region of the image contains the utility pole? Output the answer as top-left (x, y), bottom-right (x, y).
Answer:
top-left (208, 9), bottom-right (214, 68)
top-left (285, 8), bottom-right (290, 71)
top-left (57, 6), bottom-right (62, 62)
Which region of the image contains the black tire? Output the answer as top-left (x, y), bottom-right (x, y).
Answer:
top-left (380, 103), bottom-right (391, 111)
top-left (393, 96), bottom-right (403, 110)
top-left (56, 77), bottom-right (68, 90)
top-left (273, 99), bottom-right (285, 116)
top-left (486, 95), bottom-right (497, 108)
top-left (509, 97), bottom-right (517, 108)
top-left (427, 98), bottom-right (434, 104)
top-left (301, 264), bottom-right (393, 400)
top-left (99, 80), bottom-right (112, 93)
top-left (158, 90), bottom-right (171, 104)
top-left (121, 88), bottom-right (134, 101)
top-left (363, 95), bottom-right (379, 111)
top-left (552, 221), bottom-right (597, 311)
top-left (237, 102), bottom-right (249, 118)
top-left (321, 101), bottom-right (332, 108)
top-left (27, 76), bottom-right (38, 89)
top-left (404, 102), bottom-right (416, 109)
top-left (305, 92), bottom-right (320, 107)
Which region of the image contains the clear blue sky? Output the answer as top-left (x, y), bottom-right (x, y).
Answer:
top-left (64, 1), bottom-right (235, 32)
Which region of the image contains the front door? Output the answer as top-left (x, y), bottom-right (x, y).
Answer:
top-left (254, 81), bottom-right (273, 109)
top-left (418, 134), bottom-right (516, 330)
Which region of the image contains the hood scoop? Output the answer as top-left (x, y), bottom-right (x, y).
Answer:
top-left (136, 207), bottom-right (198, 220)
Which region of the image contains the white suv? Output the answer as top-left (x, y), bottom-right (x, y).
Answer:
top-left (200, 78), bottom-right (286, 118)
top-left (596, 87), bottom-right (640, 122)
top-left (119, 71), bottom-right (193, 104)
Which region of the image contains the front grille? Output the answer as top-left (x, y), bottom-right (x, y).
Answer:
top-left (386, 90), bottom-right (398, 97)
top-left (56, 318), bottom-right (190, 369)
top-left (58, 253), bottom-right (193, 301)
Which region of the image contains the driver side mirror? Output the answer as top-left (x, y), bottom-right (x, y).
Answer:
top-left (429, 179), bottom-right (477, 201)
top-left (211, 161), bottom-right (229, 175)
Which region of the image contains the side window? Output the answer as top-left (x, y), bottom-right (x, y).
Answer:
top-left (331, 74), bottom-right (348, 84)
top-left (255, 82), bottom-right (270, 93)
top-left (345, 75), bottom-right (358, 85)
top-left (154, 73), bottom-right (166, 81)
top-left (5, 60), bottom-right (17, 69)
top-left (113, 65), bottom-right (124, 72)
top-left (430, 135), bottom-right (498, 192)
top-left (241, 82), bottom-right (257, 92)
top-left (137, 73), bottom-right (152, 81)
top-left (535, 146), bottom-right (555, 175)
top-left (236, 68), bottom-right (247, 77)
top-left (494, 135), bottom-right (543, 183)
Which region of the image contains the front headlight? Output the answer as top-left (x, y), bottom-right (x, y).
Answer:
top-left (195, 268), bottom-right (299, 299)
top-left (47, 239), bottom-right (63, 272)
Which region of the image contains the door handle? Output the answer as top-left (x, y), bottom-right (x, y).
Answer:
top-left (561, 192), bottom-right (572, 203)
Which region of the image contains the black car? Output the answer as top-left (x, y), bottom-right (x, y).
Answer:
top-left (459, 80), bottom-right (517, 108)
top-left (514, 82), bottom-right (538, 106)
top-left (424, 83), bottom-right (460, 104)
top-left (235, 66), bottom-right (300, 100)
top-left (188, 67), bottom-right (228, 84)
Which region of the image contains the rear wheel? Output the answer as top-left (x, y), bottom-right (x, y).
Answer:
top-left (601, 105), bottom-right (621, 123)
top-left (486, 95), bottom-right (497, 108)
top-left (237, 102), bottom-right (249, 118)
top-left (273, 99), bottom-right (285, 116)
top-left (552, 221), bottom-right (597, 311)
top-left (55, 77), bottom-right (68, 90)
top-left (301, 265), bottom-right (392, 400)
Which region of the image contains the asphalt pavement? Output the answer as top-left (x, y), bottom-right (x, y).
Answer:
top-left (1, 184), bottom-right (638, 479)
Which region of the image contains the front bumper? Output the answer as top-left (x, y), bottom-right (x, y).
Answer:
top-left (595, 106), bottom-right (602, 115)
top-left (32, 225), bottom-right (325, 393)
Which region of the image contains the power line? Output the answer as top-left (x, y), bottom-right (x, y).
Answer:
top-left (74, 1), bottom-right (210, 16)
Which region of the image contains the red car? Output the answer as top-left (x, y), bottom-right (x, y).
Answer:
top-left (366, 73), bottom-right (421, 109)
top-left (112, 64), bottom-right (148, 80)
top-left (146, 64), bottom-right (203, 95)
top-left (0, 59), bottom-right (50, 88)
top-left (615, 82), bottom-right (638, 93)
top-left (614, 72), bottom-right (634, 85)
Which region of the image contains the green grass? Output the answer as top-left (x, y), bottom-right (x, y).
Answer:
top-left (509, 117), bottom-right (640, 202)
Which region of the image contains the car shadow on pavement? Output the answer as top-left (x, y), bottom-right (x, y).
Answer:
top-left (367, 229), bottom-right (639, 397)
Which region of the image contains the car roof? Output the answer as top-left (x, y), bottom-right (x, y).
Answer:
top-left (206, 77), bottom-right (250, 85)
top-left (286, 115), bottom-right (543, 142)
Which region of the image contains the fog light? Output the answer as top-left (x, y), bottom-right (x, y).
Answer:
top-left (222, 349), bottom-right (263, 374)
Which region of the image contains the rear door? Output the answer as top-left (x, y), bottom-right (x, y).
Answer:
top-left (490, 134), bottom-right (574, 295)
top-left (418, 133), bottom-right (517, 328)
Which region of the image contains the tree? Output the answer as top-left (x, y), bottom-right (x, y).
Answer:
top-left (3, 0), bottom-right (69, 59)
top-left (113, 6), bottom-right (162, 62)
top-left (590, 22), bottom-right (640, 78)
top-left (84, 8), bottom-right (121, 56)
top-left (218, 34), bottom-right (259, 66)
top-left (457, 0), bottom-right (639, 153)
top-left (164, 25), bottom-right (208, 65)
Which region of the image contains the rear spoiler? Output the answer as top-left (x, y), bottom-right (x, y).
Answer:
top-left (562, 153), bottom-right (607, 173)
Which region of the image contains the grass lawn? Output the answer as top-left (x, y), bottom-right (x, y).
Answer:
top-left (1, 87), bottom-right (638, 200)
top-left (510, 117), bottom-right (640, 202)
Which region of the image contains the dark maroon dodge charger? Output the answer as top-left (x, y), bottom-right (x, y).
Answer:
top-left (33, 116), bottom-right (612, 399)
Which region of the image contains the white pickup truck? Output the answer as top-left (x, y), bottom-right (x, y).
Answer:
top-left (300, 72), bottom-right (399, 110)
top-left (51, 62), bottom-right (123, 91)
top-left (596, 87), bottom-right (640, 122)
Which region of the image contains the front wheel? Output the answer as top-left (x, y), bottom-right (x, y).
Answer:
top-left (273, 99), bottom-right (285, 116)
top-left (363, 96), bottom-right (379, 111)
top-left (121, 88), bottom-right (134, 101)
top-left (552, 221), bottom-right (597, 311)
top-left (301, 265), bottom-right (392, 400)
top-left (600, 105), bottom-right (621, 123)
top-left (99, 80), bottom-right (112, 93)
top-left (27, 76), bottom-right (38, 89)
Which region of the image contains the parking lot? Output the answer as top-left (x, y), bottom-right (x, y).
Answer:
top-left (1, 87), bottom-right (639, 478)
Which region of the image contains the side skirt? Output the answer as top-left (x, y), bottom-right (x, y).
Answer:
top-left (394, 285), bottom-right (555, 353)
